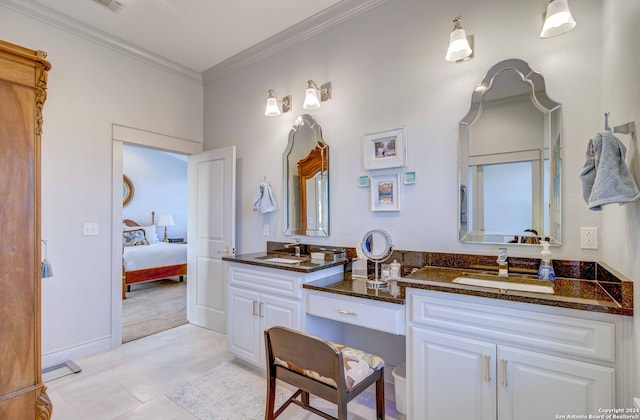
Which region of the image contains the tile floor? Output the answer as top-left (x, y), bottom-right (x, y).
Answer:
top-left (46, 324), bottom-right (404, 419)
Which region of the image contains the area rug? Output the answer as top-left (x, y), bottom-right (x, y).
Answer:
top-left (122, 278), bottom-right (187, 343)
top-left (169, 361), bottom-right (290, 420)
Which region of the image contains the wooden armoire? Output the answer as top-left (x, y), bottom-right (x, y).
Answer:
top-left (0, 40), bottom-right (53, 419)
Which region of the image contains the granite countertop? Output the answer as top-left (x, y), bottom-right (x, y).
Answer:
top-left (224, 251), bottom-right (633, 316)
top-left (222, 252), bottom-right (347, 273)
top-left (303, 273), bottom-right (405, 305)
top-left (399, 266), bottom-right (633, 316)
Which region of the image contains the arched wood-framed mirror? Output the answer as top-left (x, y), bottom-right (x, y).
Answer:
top-left (298, 142), bottom-right (328, 233)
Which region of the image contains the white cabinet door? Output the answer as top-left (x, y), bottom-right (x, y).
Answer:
top-left (259, 294), bottom-right (301, 365)
top-left (498, 346), bottom-right (615, 420)
top-left (410, 327), bottom-right (496, 420)
top-left (261, 294), bottom-right (301, 332)
top-left (227, 286), bottom-right (261, 364)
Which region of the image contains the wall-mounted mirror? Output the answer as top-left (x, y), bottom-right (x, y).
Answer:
top-left (123, 174), bottom-right (134, 207)
top-left (459, 59), bottom-right (562, 245)
top-left (283, 114), bottom-right (329, 236)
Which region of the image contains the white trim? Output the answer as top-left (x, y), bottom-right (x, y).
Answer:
top-left (202, 0), bottom-right (388, 84)
top-left (112, 124), bottom-right (203, 155)
top-left (42, 335), bottom-right (111, 370)
top-left (0, 0), bottom-right (387, 85)
top-left (111, 124), bottom-right (201, 347)
top-left (0, 0), bottom-right (202, 83)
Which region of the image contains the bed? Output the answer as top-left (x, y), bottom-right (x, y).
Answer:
top-left (122, 213), bottom-right (187, 299)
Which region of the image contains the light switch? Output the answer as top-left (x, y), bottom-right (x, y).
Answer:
top-left (82, 222), bottom-right (99, 236)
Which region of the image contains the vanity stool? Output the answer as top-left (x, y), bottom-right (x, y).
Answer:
top-left (264, 326), bottom-right (385, 420)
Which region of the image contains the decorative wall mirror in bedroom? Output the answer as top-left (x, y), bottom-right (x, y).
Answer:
top-left (123, 174), bottom-right (134, 207)
top-left (283, 114), bottom-right (329, 237)
top-left (458, 58), bottom-right (562, 246)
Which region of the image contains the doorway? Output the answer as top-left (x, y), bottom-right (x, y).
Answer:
top-left (121, 144), bottom-right (188, 342)
top-left (111, 124), bottom-right (202, 346)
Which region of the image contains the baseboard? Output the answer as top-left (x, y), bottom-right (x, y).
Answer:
top-left (42, 335), bottom-right (112, 370)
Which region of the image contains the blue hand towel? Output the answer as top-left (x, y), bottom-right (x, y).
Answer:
top-left (252, 182), bottom-right (278, 213)
top-left (579, 131), bottom-right (640, 211)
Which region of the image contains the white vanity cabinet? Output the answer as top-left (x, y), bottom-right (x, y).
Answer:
top-left (226, 262), bottom-right (342, 368)
top-left (407, 289), bottom-right (631, 420)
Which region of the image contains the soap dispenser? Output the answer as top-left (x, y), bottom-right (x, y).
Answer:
top-left (538, 241), bottom-right (556, 281)
top-left (390, 260), bottom-right (401, 279)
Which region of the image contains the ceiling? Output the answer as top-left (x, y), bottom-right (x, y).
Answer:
top-left (7, 0), bottom-right (352, 74)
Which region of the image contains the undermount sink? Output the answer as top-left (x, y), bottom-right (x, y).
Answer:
top-left (452, 273), bottom-right (554, 294)
top-left (260, 257), bottom-right (304, 264)
top-left (256, 255), bottom-right (308, 264)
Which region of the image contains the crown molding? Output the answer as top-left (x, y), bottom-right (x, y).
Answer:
top-left (0, 0), bottom-right (203, 84)
top-left (202, 0), bottom-right (388, 85)
top-left (1, 0), bottom-right (387, 86)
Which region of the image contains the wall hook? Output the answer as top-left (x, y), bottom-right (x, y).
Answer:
top-left (604, 112), bottom-right (636, 137)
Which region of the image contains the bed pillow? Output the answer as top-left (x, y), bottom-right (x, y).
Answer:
top-left (123, 224), bottom-right (160, 244)
top-left (123, 229), bottom-right (149, 246)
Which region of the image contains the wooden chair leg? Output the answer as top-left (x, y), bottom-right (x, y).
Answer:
top-left (265, 376), bottom-right (276, 420)
top-left (337, 398), bottom-right (348, 420)
top-left (301, 390), bottom-right (310, 405)
top-left (376, 375), bottom-right (385, 420)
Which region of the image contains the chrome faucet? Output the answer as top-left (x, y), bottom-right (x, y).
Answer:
top-left (284, 242), bottom-right (301, 257)
top-left (496, 247), bottom-right (508, 277)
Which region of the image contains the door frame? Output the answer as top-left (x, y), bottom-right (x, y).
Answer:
top-left (111, 124), bottom-right (202, 346)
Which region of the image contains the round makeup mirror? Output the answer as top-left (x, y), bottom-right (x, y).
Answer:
top-left (360, 229), bottom-right (393, 287)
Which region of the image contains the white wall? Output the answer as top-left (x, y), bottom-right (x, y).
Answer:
top-left (601, 0), bottom-right (640, 400)
top-left (203, 0), bottom-right (603, 261)
top-left (123, 144), bottom-right (188, 240)
top-left (0, 6), bottom-right (203, 366)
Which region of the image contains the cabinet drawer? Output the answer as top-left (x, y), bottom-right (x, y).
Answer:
top-left (410, 291), bottom-right (615, 362)
top-left (306, 292), bottom-right (405, 334)
top-left (228, 265), bottom-right (301, 299)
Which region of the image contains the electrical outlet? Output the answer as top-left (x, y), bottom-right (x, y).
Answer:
top-left (580, 227), bottom-right (598, 249)
top-left (82, 222), bottom-right (99, 236)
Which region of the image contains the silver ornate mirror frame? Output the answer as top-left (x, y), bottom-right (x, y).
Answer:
top-left (458, 58), bottom-right (562, 246)
top-left (283, 114), bottom-right (329, 237)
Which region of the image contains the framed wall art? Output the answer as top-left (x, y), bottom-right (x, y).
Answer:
top-left (363, 127), bottom-right (406, 170)
top-left (370, 173), bottom-right (400, 212)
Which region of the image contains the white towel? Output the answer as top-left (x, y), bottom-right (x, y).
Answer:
top-left (252, 182), bottom-right (278, 213)
top-left (580, 131), bottom-right (640, 211)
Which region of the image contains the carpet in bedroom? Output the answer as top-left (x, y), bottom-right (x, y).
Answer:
top-left (122, 278), bottom-right (187, 343)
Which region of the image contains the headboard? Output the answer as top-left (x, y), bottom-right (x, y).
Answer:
top-left (123, 211), bottom-right (155, 227)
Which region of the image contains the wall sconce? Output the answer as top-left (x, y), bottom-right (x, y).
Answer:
top-left (264, 89), bottom-right (291, 116)
top-left (303, 80), bottom-right (331, 110)
top-left (445, 16), bottom-right (473, 62)
top-left (540, 0), bottom-right (576, 38)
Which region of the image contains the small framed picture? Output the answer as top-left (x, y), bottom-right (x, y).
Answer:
top-left (370, 174), bottom-right (400, 212)
top-left (363, 127), bottom-right (406, 170)
top-left (358, 176), bottom-right (369, 187)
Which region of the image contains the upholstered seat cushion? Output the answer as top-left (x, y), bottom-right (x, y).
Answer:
top-left (274, 342), bottom-right (384, 390)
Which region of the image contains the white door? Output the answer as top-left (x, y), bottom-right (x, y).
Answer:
top-left (187, 146), bottom-right (236, 332)
top-left (498, 346), bottom-right (615, 420)
top-left (410, 327), bottom-right (496, 420)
